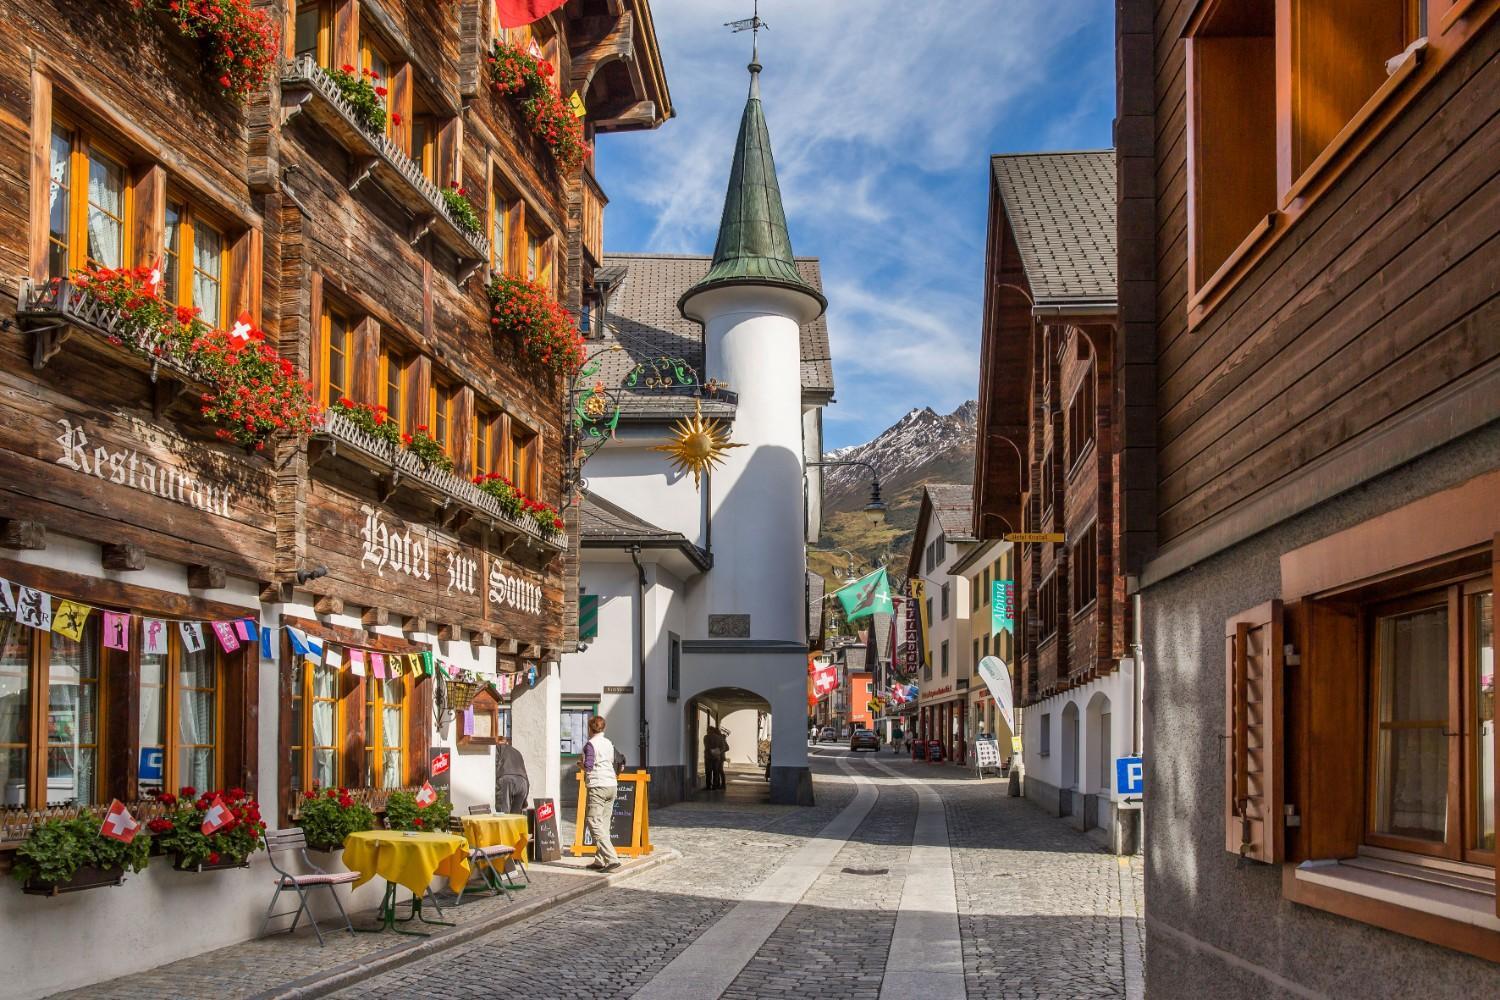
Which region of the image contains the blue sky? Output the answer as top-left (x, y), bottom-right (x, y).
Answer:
top-left (598, 1), bottom-right (1116, 449)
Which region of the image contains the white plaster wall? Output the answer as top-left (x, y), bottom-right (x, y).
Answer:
top-left (680, 650), bottom-right (807, 772)
top-left (1020, 663), bottom-right (1136, 801)
top-left (718, 708), bottom-right (762, 764)
top-left (802, 405), bottom-right (823, 545)
top-left (917, 506), bottom-right (974, 700)
top-left (581, 445), bottom-right (706, 547)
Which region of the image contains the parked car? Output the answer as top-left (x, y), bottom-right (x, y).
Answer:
top-left (818, 727), bottom-right (840, 743)
top-left (849, 729), bottom-right (880, 752)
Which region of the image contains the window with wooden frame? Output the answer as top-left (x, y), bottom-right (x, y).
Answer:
top-left (1363, 578), bottom-right (1493, 863)
top-left (941, 640), bottom-right (950, 677)
top-left (489, 175), bottom-right (517, 274)
top-left (410, 104), bottom-right (437, 182)
top-left (941, 582), bottom-right (951, 620)
top-left (360, 35), bottom-right (394, 133)
top-left (47, 119), bottom-right (131, 279)
top-left (0, 615), bottom-right (105, 808)
top-left (286, 659), bottom-right (346, 797)
top-left (428, 378), bottom-right (457, 457)
top-left (510, 421), bottom-right (537, 495)
top-left (1067, 363), bottom-right (1096, 470)
top-left (473, 404), bottom-right (501, 478)
top-left (1070, 523), bottom-right (1098, 616)
top-left (163, 198), bottom-right (230, 328)
top-left (318, 309), bottom-right (352, 406)
top-left (379, 344), bottom-right (410, 434)
top-left (139, 628), bottom-right (221, 796)
top-left (1184, 0), bottom-right (1277, 297)
top-left (363, 676), bottom-right (407, 789)
top-left (526, 226), bottom-right (553, 291)
top-left (292, 0), bottom-right (331, 66)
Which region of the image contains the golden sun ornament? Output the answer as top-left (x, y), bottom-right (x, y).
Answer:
top-left (653, 400), bottom-right (744, 488)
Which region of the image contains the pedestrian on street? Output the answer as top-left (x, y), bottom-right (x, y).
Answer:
top-left (493, 736), bottom-right (530, 814)
top-left (704, 726), bottom-right (728, 790)
top-left (904, 733), bottom-right (913, 756)
top-left (581, 716), bottom-right (621, 872)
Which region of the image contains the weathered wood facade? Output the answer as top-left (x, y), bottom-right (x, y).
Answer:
top-left (0, 3), bottom-right (670, 990)
top-left (1119, 0), bottom-right (1500, 989)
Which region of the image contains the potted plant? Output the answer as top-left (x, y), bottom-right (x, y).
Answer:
top-left (150, 786), bottom-right (267, 871)
top-left (384, 790), bottom-right (453, 832)
top-left (295, 787), bottom-right (377, 851)
top-left (11, 815), bottom-right (151, 896)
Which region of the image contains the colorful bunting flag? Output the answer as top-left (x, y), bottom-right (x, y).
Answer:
top-left (178, 621), bottom-right (206, 653)
top-left (142, 618), bottom-right (168, 655)
top-left (0, 578), bottom-right (15, 615)
top-left (211, 620), bottom-right (241, 653)
top-left (103, 611), bottom-right (131, 651)
top-left (371, 652), bottom-right (387, 679)
top-left (421, 651), bottom-right (434, 676)
top-left (350, 649), bottom-right (367, 677)
top-left (259, 625), bottom-right (273, 659)
top-left (52, 600), bottom-right (91, 641)
top-left (14, 588), bottom-right (52, 630)
top-left (324, 646), bottom-right (343, 672)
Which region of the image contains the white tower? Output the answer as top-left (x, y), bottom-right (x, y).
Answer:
top-left (679, 55), bottom-right (825, 644)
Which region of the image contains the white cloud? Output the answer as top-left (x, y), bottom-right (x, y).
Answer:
top-left (602, 0), bottom-right (1113, 446)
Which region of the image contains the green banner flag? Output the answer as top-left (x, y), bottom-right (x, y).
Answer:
top-left (834, 568), bottom-right (894, 622)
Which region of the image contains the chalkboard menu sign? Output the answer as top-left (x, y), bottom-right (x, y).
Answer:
top-left (571, 771), bottom-right (653, 858)
top-left (530, 798), bottom-right (562, 863)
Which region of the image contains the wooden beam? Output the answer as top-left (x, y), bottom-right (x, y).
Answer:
top-left (362, 606), bottom-right (389, 628)
top-left (313, 594), bottom-right (345, 615)
top-left (101, 543), bottom-right (146, 572)
top-left (0, 520), bottom-right (46, 550)
top-left (592, 100), bottom-right (657, 131)
top-left (402, 614), bottom-right (428, 633)
top-left (188, 564), bottom-right (228, 590)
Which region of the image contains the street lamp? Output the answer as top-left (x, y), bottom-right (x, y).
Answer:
top-left (807, 459), bottom-right (888, 526)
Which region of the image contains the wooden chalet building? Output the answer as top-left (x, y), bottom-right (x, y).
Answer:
top-left (0, 1), bottom-right (669, 992)
top-left (1116, 0), bottom-right (1499, 991)
top-left (972, 150), bottom-right (1137, 853)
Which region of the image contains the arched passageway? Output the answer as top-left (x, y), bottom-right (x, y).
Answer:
top-left (687, 686), bottom-right (772, 803)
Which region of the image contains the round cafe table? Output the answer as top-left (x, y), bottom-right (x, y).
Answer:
top-left (460, 814), bottom-right (530, 892)
top-left (343, 830), bottom-right (472, 935)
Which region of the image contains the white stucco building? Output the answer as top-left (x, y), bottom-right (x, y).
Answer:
top-left (560, 57), bottom-right (831, 806)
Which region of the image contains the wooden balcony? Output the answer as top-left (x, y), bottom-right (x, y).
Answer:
top-left (280, 56), bottom-right (489, 279)
top-left (15, 277), bottom-right (209, 419)
top-left (582, 169), bottom-right (607, 266)
top-left (310, 408), bottom-right (566, 554)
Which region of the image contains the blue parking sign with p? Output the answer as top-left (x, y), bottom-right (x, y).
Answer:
top-left (1115, 756), bottom-right (1144, 796)
top-left (139, 747), bottom-right (164, 782)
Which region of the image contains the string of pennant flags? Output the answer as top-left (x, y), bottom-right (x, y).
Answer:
top-left (0, 575), bottom-right (537, 693)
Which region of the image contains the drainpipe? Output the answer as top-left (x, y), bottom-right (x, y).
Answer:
top-left (1131, 591), bottom-right (1144, 756)
top-left (630, 544), bottom-right (649, 770)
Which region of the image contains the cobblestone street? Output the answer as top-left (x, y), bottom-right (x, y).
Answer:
top-left (335, 749), bottom-right (1144, 1000)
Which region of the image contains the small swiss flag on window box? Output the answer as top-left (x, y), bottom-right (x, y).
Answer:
top-left (415, 782), bottom-right (438, 808)
top-left (200, 796), bottom-right (233, 835)
top-left (99, 800), bottom-right (140, 844)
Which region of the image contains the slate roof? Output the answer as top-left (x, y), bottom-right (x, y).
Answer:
top-left (927, 483), bottom-right (977, 541)
top-left (577, 491), bottom-right (712, 571)
top-left (990, 151), bottom-right (1116, 307)
top-left (807, 572), bottom-right (825, 648)
top-left (593, 253), bottom-right (833, 418)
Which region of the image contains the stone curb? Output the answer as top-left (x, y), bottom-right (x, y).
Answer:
top-left (253, 849), bottom-right (681, 1000)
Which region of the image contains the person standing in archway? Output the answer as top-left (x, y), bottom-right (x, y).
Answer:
top-left (704, 726), bottom-right (728, 790)
top-left (582, 716), bottom-right (620, 872)
top-left (493, 735), bottom-right (530, 814)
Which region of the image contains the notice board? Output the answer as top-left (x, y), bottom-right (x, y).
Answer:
top-left (531, 798), bottom-right (562, 862)
top-left (571, 770), bottom-right (653, 858)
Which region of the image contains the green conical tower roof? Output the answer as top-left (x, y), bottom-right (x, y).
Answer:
top-left (679, 60), bottom-right (826, 319)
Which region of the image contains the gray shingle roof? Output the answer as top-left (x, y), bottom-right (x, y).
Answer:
top-left (578, 491), bottom-right (712, 571)
top-left (990, 151), bottom-right (1116, 307)
top-left (807, 571), bottom-right (825, 647)
top-left (593, 253), bottom-right (833, 418)
top-left (927, 483), bottom-right (976, 541)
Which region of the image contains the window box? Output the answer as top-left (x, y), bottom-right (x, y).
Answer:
top-left (280, 56), bottom-right (490, 276)
top-left (171, 854), bottom-right (250, 873)
top-left (16, 277), bottom-right (207, 404)
top-left (311, 408), bottom-right (565, 551)
top-left (20, 863), bottom-right (127, 897)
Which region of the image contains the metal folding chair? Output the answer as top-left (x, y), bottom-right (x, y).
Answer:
top-left (259, 828), bottom-right (359, 946)
top-left (450, 814), bottom-right (514, 902)
top-left (468, 804), bottom-right (531, 885)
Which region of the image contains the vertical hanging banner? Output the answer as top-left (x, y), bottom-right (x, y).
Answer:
top-left (992, 580), bottom-right (1015, 634)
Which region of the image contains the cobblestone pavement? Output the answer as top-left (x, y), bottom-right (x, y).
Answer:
top-left (335, 750), bottom-right (1144, 1000)
top-left (50, 752), bottom-right (1142, 999)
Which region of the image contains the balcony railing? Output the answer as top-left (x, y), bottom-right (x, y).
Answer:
top-left (311, 408), bottom-right (566, 551)
top-left (280, 55), bottom-right (490, 277)
top-left (17, 278), bottom-right (207, 383)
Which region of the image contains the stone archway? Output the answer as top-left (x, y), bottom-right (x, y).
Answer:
top-left (686, 686), bottom-right (772, 802)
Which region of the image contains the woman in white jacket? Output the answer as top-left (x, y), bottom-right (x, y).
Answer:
top-left (581, 716), bottom-right (620, 872)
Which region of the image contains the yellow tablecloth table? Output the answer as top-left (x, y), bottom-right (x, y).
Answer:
top-left (461, 814), bottom-right (530, 859)
top-left (343, 830), bottom-right (472, 896)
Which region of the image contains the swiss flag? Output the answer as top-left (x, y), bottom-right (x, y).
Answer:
top-left (226, 310), bottom-right (262, 351)
top-left (99, 800), bottom-right (140, 844)
top-left (415, 781), bottom-right (438, 807)
top-left (200, 796), bottom-right (233, 835)
top-left (495, 0), bottom-right (567, 30)
top-left (812, 665), bottom-right (839, 698)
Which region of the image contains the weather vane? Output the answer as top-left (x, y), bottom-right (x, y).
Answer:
top-left (724, 0), bottom-right (767, 62)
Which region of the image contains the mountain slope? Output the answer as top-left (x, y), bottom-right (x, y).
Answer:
top-left (812, 401), bottom-right (976, 585)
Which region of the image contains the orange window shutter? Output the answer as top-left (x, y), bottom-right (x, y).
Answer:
top-left (1224, 600), bottom-right (1284, 863)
